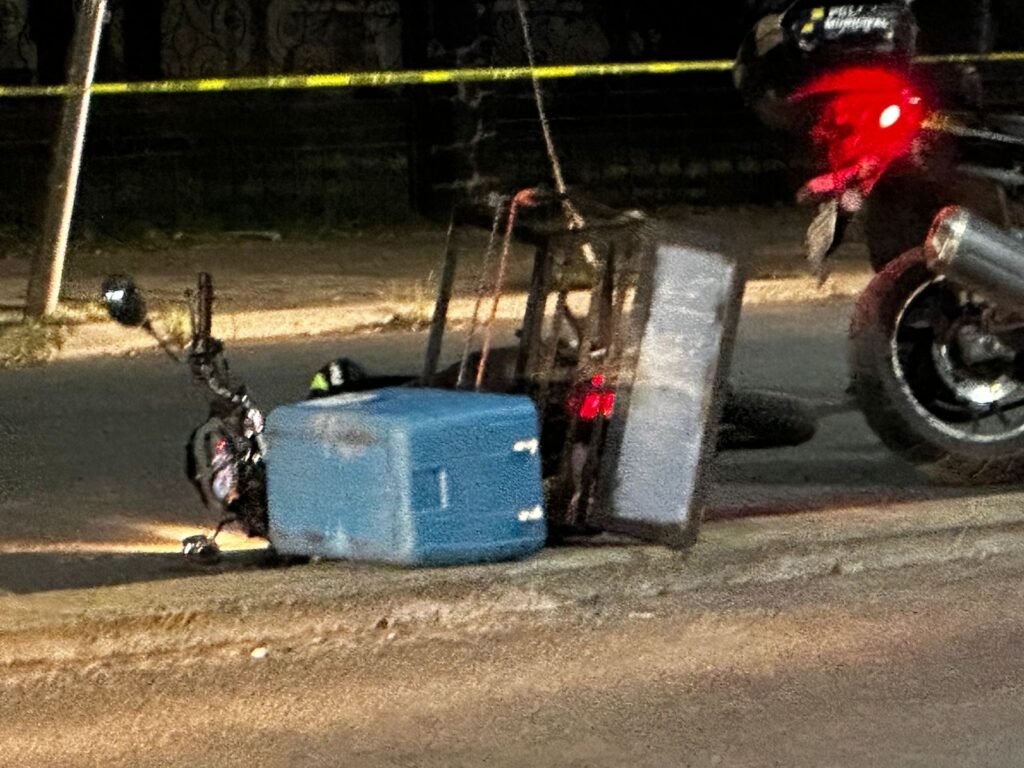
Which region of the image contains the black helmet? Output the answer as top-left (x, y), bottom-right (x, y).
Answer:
top-left (308, 357), bottom-right (369, 399)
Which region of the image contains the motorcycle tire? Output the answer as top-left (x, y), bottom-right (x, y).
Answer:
top-left (717, 387), bottom-right (817, 451)
top-left (850, 248), bottom-right (1024, 484)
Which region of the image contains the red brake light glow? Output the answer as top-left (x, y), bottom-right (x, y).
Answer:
top-left (879, 104), bottom-right (902, 129)
top-left (579, 392), bottom-right (602, 421)
top-left (570, 375), bottom-right (616, 421)
top-left (793, 67), bottom-right (928, 193)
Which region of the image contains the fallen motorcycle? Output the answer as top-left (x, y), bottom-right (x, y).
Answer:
top-left (737, 0), bottom-right (1024, 483)
top-left (101, 217), bottom-right (817, 559)
top-left (102, 273), bottom-right (269, 563)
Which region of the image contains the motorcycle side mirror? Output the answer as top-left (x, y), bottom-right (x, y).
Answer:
top-left (101, 275), bottom-right (148, 327)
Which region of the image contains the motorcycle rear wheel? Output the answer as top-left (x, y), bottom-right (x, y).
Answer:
top-left (850, 248), bottom-right (1024, 484)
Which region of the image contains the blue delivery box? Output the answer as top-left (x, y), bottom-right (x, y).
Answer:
top-left (264, 387), bottom-right (547, 566)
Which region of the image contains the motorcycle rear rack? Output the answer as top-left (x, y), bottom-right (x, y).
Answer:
top-left (419, 192), bottom-right (661, 532)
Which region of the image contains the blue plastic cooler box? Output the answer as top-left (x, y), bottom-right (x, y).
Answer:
top-left (264, 387), bottom-right (547, 566)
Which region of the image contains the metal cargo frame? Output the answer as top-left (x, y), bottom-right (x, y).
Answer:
top-left (424, 193), bottom-right (743, 547)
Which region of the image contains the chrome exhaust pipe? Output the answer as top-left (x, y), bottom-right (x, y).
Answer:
top-left (925, 206), bottom-right (1024, 309)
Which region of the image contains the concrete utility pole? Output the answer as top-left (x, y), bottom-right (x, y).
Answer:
top-left (25, 0), bottom-right (107, 319)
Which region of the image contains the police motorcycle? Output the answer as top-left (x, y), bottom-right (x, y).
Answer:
top-left (737, 1), bottom-right (1024, 484)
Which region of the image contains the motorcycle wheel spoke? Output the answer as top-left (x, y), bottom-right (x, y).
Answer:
top-left (893, 278), bottom-right (1024, 440)
top-left (970, 412), bottom-right (983, 434)
top-left (904, 291), bottom-right (951, 329)
top-left (993, 400), bottom-right (1014, 428)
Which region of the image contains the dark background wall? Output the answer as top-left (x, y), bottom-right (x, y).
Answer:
top-left (0, 0), bottom-right (1020, 236)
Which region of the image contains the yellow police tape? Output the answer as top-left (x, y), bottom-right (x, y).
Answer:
top-left (915, 51), bottom-right (1024, 65)
top-left (0, 61), bottom-right (734, 98)
top-left (1, 51), bottom-right (1023, 99)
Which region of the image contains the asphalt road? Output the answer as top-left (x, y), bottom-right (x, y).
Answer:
top-left (0, 297), bottom-right (957, 593)
top-left (5, 550), bottom-right (1024, 767)
top-left (5, 297), bottom-right (1024, 766)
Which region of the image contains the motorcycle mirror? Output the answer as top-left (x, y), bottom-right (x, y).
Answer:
top-left (100, 275), bottom-right (148, 327)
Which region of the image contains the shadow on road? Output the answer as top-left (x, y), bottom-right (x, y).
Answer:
top-left (705, 486), bottom-right (1000, 521)
top-left (0, 549), bottom-right (273, 595)
top-left (708, 453), bottom-right (1015, 521)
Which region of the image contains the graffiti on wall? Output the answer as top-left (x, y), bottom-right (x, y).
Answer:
top-left (266, 0), bottom-right (401, 74)
top-left (0, 0), bottom-right (35, 79)
top-left (103, 1), bottom-right (127, 77)
top-left (22, 0), bottom-right (609, 81)
top-left (162, 0), bottom-right (257, 77)
top-left (161, 0), bottom-right (402, 78)
top-left (490, 0), bottom-right (609, 65)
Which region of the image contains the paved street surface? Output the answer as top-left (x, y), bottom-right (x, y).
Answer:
top-left (0, 295), bottom-right (951, 579)
top-left (3, 296), bottom-right (1024, 765)
top-left (5, 552), bottom-right (1024, 767)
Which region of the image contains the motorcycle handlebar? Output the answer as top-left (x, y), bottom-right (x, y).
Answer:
top-left (180, 272), bottom-right (260, 417)
top-left (185, 272), bottom-right (243, 405)
top-left (188, 351), bottom-right (247, 406)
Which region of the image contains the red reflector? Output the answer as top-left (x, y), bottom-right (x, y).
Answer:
top-left (599, 392), bottom-right (616, 418)
top-left (569, 373), bottom-right (617, 421)
top-left (579, 392), bottom-right (602, 421)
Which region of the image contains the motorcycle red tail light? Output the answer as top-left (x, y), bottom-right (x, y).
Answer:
top-left (579, 392), bottom-right (602, 420)
top-left (878, 104), bottom-right (902, 129)
top-left (569, 375), bottom-right (616, 421)
top-left (210, 436), bottom-right (234, 470)
top-left (794, 67), bottom-right (928, 181)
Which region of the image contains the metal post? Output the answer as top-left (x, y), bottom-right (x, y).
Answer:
top-left (422, 211), bottom-right (459, 385)
top-left (25, 0), bottom-right (107, 319)
top-left (514, 240), bottom-right (551, 382)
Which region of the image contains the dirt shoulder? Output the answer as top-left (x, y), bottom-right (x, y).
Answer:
top-left (1, 490), bottom-right (1021, 673)
top-left (0, 206), bottom-right (873, 362)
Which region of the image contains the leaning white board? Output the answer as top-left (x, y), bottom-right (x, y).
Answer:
top-left (592, 231), bottom-right (744, 548)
